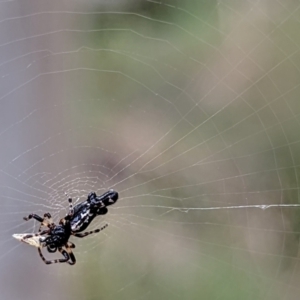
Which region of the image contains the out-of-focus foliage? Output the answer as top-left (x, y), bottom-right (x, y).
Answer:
top-left (1, 1), bottom-right (300, 300)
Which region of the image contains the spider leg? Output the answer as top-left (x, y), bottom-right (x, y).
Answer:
top-left (38, 247), bottom-right (70, 265)
top-left (23, 214), bottom-right (44, 222)
top-left (38, 213), bottom-right (54, 232)
top-left (65, 192), bottom-right (74, 217)
top-left (23, 213), bottom-right (54, 231)
top-left (65, 245), bottom-right (76, 265)
top-left (72, 224), bottom-right (108, 238)
top-left (67, 241), bottom-right (76, 248)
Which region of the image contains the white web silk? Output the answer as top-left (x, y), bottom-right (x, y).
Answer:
top-left (1, 1), bottom-right (300, 300)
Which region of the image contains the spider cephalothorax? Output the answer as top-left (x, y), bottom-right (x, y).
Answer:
top-left (42, 216), bottom-right (72, 252)
top-left (20, 189), bottom-right (118, 265)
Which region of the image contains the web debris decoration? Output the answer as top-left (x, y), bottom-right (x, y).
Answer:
top-left (12, 189), bottom-right (118, 265)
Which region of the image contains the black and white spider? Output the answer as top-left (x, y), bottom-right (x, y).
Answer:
top-left (18, 189), bottom-right (118, 265)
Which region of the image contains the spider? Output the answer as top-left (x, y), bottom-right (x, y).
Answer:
top-left (21, 189), bottom-right (118, 265)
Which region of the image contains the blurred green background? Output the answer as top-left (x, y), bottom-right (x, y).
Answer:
top-left (1, 1), bottom-right (300, 300)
